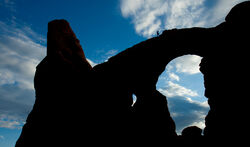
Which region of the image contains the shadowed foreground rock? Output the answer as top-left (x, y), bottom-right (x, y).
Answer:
top-left (16, 1), bottom-right (250, 146)
top-left (181, 126), bottom-right (202, 138)
top-left (15, 20), bottom-right (93, 146)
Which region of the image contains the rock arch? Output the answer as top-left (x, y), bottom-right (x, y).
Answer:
top-left (16, 1), bottom-right (250, 146)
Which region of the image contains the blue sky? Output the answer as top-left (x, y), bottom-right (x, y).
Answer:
top-left (0, 0), bottom-right (246, 146)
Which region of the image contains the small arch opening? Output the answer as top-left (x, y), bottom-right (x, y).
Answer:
top-left (132, 94), bottom-right (137, 107)
top-left (156, 55), bottom-right (210, 135)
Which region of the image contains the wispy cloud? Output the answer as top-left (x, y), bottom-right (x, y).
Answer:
top-left (0, 20), bottom-right (46, 129)
top-left (159, 81), bottom-right (198, 98)
top-left (0, 21), bottom-right (46, 89)
top-left (103, 49), bottom-right (119, 62)
top-left (0, 119), bottom-right (22, 129)
top-left (121, 0), bottom-right (168, 37)
top-left (207, 0), bottom-right (246, 25)
top-left (169, 72), bottom-right (180, 81)
top-left (0, 135), bottom-right (4, 140)
top-left (120, 0), bottom-right (246, 38)
top-left (105, 49), bottom-right (118, 57)
top-left (0, 0), bottom-right (16, 12)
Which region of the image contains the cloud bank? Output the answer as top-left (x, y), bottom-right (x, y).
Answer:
top-left (0, 21), bottom-right (46, 129)
top-left (158, 79), bottom-right (209, 134)
top-left (168, 96), bottom-right (209, 133)
top-left (120, 0), bottom-right (246, 38)
top-left (174, 55), bottom-right (202, 75)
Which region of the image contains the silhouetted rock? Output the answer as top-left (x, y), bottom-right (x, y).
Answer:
top-left (178, 126), bottom-right (203, 146)
top-left (201, 2), bottom-right (250, 143)
top-left (15, 20), bottom-right (93, 147)
top-left (182, 126), bottom-right (202, 137)
top-left (16, 1), bottom-right (250, 146)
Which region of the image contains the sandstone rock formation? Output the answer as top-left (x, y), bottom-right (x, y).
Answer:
top-left (201, 1), bottom-right (250, 143)
top-left (15, 20), bottom-right (93, 146)
top-left (181, 126), bottom-right (202, 138)
top-left (16, 1), bottom-right (250, 146)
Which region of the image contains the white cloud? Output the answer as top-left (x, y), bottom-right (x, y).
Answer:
top-left (165, 0), bottom-right (206, 29)
top-left (159, 81), bottom-right (198, 97)
top-left (104, 49), bottom-right (119, 62)
top-left (120, 0), bottom-right (246, 37)
top-left (166, 63), bottom-right (174, 73)
top-left (190, 119), bottom-right (206, 130)
top-left (0, 86), bottom-right (35, 129)
top-left (188, 108), bottom-right (208, 130)
top-left (0, 21), bottom-right (46, 90)
top-left (169, 72), bottom-right (180, 81)
top-left (86, 58), bottom-right (97, 67)
top-left (0, 21), bottom-right (46, 129)
top-left (166, 96), bottom-right (209, 134)
top-left (105, 49), bottom-right (118, 57)
top-left (120, 0), bottom-right (168, 37)
top-left (173, 55), bottom-right (202, 75)
top-left (208, 0), bottom-right (246, 26)
top-left (0, 119), bottom-right (22, 129)
top-left (120, 0), bottom-right (144, 17)
top-left (186, 97), bottom-right (209, 109)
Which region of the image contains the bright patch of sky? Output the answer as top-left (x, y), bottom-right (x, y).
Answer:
top-left (156, 55), bottom-right (209, 133)
top-left (0, 0), bottom-right (247, 146)
top-left (121, 0), bottom-right (245, 38)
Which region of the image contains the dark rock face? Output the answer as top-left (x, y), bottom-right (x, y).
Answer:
top-left (201, 1), bottom-right (250, 141)
top-left (181, 126), bottom-right (202, 137)
top-left (15, 20), bottom-right (93, 146)
top-left (16, 1), bottom-right (250, 146)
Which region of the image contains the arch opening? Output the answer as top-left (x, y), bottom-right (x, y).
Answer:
top-left (156, 55), bottom-right (210, 135)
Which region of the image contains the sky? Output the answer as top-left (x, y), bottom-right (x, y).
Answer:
top-left (0, 0), bottom-right (247, 146)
